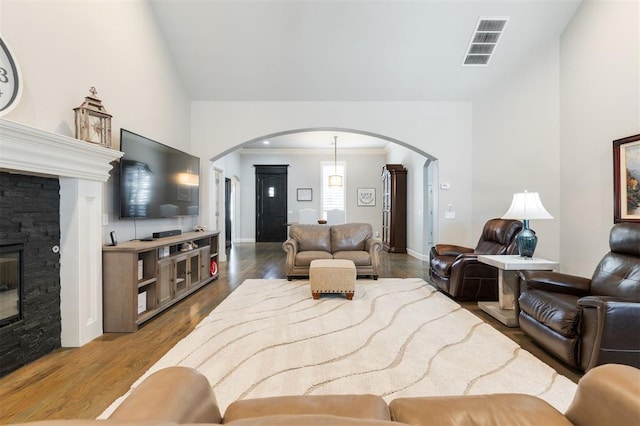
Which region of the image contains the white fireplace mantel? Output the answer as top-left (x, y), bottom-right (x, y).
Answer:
top-left (0, 118), bottom-right (120, 181)
top-left (0, 118), bottom-right (123, 347)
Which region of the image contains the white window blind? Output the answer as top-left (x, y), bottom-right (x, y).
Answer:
top-left (321, 161), bottom-right (345, 219)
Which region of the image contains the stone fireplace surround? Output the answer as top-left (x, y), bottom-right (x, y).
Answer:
top-left (0, 119), bottom-right (123, 356)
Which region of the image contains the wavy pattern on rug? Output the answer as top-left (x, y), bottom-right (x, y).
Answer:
top-left (102, 278), bottom-right (577, 417)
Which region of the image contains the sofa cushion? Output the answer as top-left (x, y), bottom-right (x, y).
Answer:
top-left (331, 223), bottom-right (372, 253)
top-left (225, 414), bottom-right (402, 425)
top-left (15, 422), bottom-right (201, 426)
top-left (223, 394), bottom-right (391, 423)
top-left (519, 289), bottom-right (581, 337)
top-left (477, 219), bottom-right (523, 249)
top-left (334, 251), bottom-right (372, 266)
top-left (290, 225), bottom-right (331, 252)
top-left (296, 251), bottom-right (333, 266)
top-left (390, 394), bottom-right (572, 426)
top-left (590, 252), bottom-right (640, 299)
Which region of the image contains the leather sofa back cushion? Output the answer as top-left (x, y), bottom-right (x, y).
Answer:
top-left (290, 225), bottom-right (331, 252)
top-left (478, 219), bottom-right (522, 246)
top-left (590, 223), bottom-right (640, 299)
top-left (590, 252), bottom-right (640, 299)
top-left (227, 415), bottom-right (402, 425)
top-left (10, 419), bottom-right (400, 426)
top-left (609, 222), bottom-right (640, 256)
top-left (475, 240), bottom-right (508, 255)
top-left (390, 394), bottom-right (572, 426)
top-left (224, 394), bottom-right (391, 423)
top-left (474, 219), bottom-right (523, 255)
top-left (331, 223), bottom-right (373, 252)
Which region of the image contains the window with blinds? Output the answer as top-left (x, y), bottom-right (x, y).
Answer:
top-left (321, 161), bottom-right (345, 219)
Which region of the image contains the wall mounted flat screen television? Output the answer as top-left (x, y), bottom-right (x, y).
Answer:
top-left (119, 129), bottom-right (200, 219)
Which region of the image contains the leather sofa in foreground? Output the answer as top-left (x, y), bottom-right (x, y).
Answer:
top-left (15, 363), bottom-right (640, 426)
top-left (283, 223), bottom-right (382, 280)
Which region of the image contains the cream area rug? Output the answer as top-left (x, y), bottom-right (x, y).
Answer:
top-left (102, 278), bottom-right (577, 417)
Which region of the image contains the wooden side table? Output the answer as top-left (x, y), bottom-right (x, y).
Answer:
top-left (477, 255), bottom-right (558, 327)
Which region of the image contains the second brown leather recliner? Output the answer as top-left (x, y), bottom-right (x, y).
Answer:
top-left (518, 222), bottom-right (640, 372)
top-left (429, 218), bottom-right (522, 300)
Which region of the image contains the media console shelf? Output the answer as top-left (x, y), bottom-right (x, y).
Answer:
top-left (102, 231), bottom-right (220, 332)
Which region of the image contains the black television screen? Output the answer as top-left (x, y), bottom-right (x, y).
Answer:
top-left (119, 129), bottom-right (200, 219)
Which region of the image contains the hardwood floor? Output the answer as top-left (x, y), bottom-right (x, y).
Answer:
top-left (0, 243), bottom-right (582, 424)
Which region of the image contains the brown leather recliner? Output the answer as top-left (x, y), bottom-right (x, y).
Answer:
top-left (429, 218), bottom-right (523, 300)
top-left (518, 222), bottom-right (640, 372)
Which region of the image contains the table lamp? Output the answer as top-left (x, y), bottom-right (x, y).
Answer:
top-left (501, 191), bottom-right (553, 258)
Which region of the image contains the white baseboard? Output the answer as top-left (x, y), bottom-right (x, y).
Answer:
top-left (406, 248), bottom-right (429, 261)
top-left (236, 238), bottom-right (256, 243)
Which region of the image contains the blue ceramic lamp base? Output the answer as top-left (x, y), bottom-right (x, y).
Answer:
top-left (516, 219), bottom-right (537, 258)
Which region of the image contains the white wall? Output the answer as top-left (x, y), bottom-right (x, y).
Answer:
top-left (472, 42), bottom-right (561, 263)
top-left (212, 150), bottom-right (243, 249)
top-left (3, 0), bottom-right (636, 276)
top-left (191, 101), bottom-right (473, 254)
top-left (0, 0), bottom-right (193, 243)
top-left (472, 0), bottom-right (640, 276)
top-left (234, 150), bottom-right (386, 242)
top-left (385, 143), bottom-right (434, 259)
top-left (559, 0), bottom-right (640, 276)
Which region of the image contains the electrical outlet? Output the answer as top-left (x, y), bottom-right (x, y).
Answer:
top-left (445, 211), bottom-right (455, 219)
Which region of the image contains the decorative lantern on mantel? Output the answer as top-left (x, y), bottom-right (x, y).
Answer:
top-left (73, 86), bottom-right (112, 148)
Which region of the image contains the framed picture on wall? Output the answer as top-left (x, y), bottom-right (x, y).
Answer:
top-left (357, 188), bottom-right (376, 206)
top-left (613, 133), bottom-right (640, 223)
top-left (297, 188), bottom-right (312, 201)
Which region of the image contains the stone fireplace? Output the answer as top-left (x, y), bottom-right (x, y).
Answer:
top-left (0, 173), bottom-right (61, 377)
top-left (0, 118), bottom-right (122, 376)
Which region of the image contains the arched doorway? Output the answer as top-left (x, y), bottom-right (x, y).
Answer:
top-left (211, 127), bottom-right (438, 259)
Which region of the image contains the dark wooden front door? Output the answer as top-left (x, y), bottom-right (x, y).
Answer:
top-left (255, 165), bottom-right (288, 242)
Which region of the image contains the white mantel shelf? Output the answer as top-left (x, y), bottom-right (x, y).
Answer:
top-left (0, 118), bottom-right (123, 181)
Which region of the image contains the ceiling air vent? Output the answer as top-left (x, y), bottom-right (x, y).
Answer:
top-left (462, 17), bottom-right (508, 67)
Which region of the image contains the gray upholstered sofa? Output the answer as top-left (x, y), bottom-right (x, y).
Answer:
top-left (283, 223), bottom-right (382, 280)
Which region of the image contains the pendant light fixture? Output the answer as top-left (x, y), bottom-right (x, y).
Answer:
top-left (328, 135), bottom-right (343, 187)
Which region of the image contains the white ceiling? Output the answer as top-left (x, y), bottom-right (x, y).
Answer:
top-left (148, 0), bottom-right (582, 149)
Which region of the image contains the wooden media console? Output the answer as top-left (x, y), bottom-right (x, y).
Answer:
top-left (102, 231), bottom-right (219, 332)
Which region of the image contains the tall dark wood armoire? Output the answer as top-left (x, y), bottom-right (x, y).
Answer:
top-left (381, 164), bottom-right (407, 253)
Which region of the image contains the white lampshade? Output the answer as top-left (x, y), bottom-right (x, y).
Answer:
top-left (328, 174), bottom-right (343, 187)
top-left (502, 191), bottom-right (553, 220)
